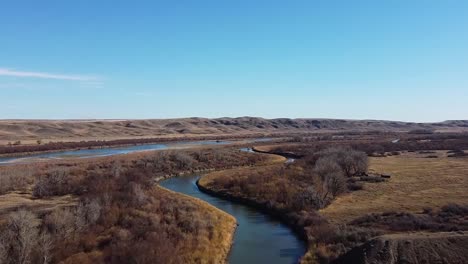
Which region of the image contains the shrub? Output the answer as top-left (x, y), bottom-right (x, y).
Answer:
top-left (347, 182), bottom-right (364, 191)
top-left (33, 168), bottom-right (72, 198)
top-left (441, 203), bottom-right (468, 215)
top-left (316, 147), bottom-right (368, 177)
top-left (0, 166), bottom-right (34, 194)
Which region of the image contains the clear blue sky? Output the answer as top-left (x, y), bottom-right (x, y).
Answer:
top-left (1, 1), bottom-right (467, 121)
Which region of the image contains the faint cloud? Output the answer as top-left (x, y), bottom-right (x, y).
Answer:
top-left (0, 68), bottom-right (97, 81)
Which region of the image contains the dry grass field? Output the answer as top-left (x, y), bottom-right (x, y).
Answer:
top-left (0, 192), bottom-right (77, 221)
top-left (321, 151), bottom-right (468, 224)
top-left (156, 187), bottom-right (237, 263)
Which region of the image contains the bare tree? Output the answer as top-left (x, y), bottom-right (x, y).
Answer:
top-left (37, 230), bottom-right (53, 264)
top-left (75, 204), bottom-right (87, 233)
top-left (0, 166), bottom-right (34, 195)
top-left (172, 153), bottom-right (194, 170)
top-left (132, 183), bottom-right (147, 205)
top-left (325, 171), bottom-right (346, 197)
top-left (309, 155), bottom-right (348, 206)
top-left (0, 235), bottom-right (7, 264)
top-left (316, 147), bottom-right (368, 177)
top-left (350, 150), bottom-right (368, 176)
top-left (33, 168), bottom-right (70, 198)
top-left (111, 161), bottom-right (122, 178)
top-left (85, 199), bottom-right (102, 225)
top-left (45, 208), bottom-right (76, 240)
top-left (5, 210), bottom-right (39, 264)
top-left (293, 186), bottom-right (330, 210)
top-left (314, 156), bottom-right (342, 180)
top-left (75, 199), bottom-right (102, 231)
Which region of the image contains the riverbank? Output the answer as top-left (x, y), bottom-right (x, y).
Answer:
top-left (157, 186), bottom-right (237, 263)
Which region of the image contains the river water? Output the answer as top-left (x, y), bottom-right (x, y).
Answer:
top-left (0, 140), bottom-right (233, 165)
top-left (0, 138), bottom-right (275, 165)
top-left (160, 175), bottom-right (306, 264)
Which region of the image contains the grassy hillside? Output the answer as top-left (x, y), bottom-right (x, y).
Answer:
top-left (1, 117), bottom-right (468, 144)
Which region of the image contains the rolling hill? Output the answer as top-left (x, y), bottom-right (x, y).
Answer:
top-left (1, 117), bottom-right (467, 143)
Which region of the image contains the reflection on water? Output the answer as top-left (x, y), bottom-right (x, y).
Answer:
top-left (160, 175), bottom-right (306, 264)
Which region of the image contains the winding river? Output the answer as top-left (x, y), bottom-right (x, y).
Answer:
top-left (1, 138), bottom-right (306, 263)
top-left (160, 175), bottom-right (306, 264)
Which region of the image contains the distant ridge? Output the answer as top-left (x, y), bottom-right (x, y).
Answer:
top-left (0, 117), bottom-right (467, 143)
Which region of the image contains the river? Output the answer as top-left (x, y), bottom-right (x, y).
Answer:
top-left (160, 175), bottom-right (306, 264)
top-left (0, 139), bottom-right (272, 165)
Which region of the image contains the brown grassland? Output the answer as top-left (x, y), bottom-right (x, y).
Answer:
top-left (321, 151), bottom-right (468, 224)
top-left (2, 118), bottom-right (468, 146)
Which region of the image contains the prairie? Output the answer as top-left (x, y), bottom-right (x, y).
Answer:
top-left (321, 151), bottom-right (468, 224)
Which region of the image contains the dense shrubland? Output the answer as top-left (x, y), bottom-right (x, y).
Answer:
top-left (0, 147), bottom-right (268, 263)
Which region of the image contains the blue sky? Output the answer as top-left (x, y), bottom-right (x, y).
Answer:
top-left (1, 1), bottom-right (467, 121)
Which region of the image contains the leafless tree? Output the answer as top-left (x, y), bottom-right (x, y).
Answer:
top-left (0, 166), bottom-right (34, 195)
top-left (132, 183), bottom-right (147, 205)
top-left (111, 161), bottom-right (122, 178)
top-left (317, 147), bottom-right (368, 177)
top-left (33, 168), bottom-right (70, 198)
top-left (45, 208), bottom-right (76, 239)
top-left (314, 156), bottom-right (342, 180)
top-left (5, 210), bottom-right (39, 264)
top-left (75, 204), bottom-right (87, 233)
top-left (349, 150), bottom-right (368, 176)
top-left (0, 235), bottom-right (7, 264)
top-left (85, 199), bottom-right (102, 225)
top-left (37, 230), bottom-right (53, 264)
top-left (325, 171), bottom-right (346, 197)
top-left (173, 153), bottom-right (194, 170)
top-left (75, 199), bottom-right (102, 231)
top-left (314, 156), bottom-right (347, 197)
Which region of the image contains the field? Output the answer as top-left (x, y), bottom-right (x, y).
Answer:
top-left (321, 151), bottom-right (468, 224)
